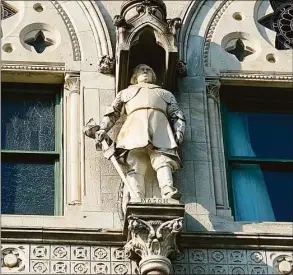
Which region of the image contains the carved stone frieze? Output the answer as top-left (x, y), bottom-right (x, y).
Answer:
top-left (1, 244), bottom-right (292, 274)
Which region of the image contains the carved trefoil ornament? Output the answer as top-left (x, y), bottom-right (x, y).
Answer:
top-left (114, 0), bottom-right (182, 91)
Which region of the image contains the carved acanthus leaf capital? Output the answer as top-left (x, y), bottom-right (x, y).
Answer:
top-left (64, 73), bottom-right (80, 94)
top-left (125, 216), bottom-right (183, 260)
top-left (206, 79), bottom-right (221, 101)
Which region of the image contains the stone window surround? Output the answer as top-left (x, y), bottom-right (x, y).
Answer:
top-left (204, 70), bottom-right (293, 233)
top-left (1, 61), bottom-right (83, 218)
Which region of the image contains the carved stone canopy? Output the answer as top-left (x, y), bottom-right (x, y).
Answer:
top-left (114, 0), bottom-right (182, 92)
top-left (120, 0), bottom-right (167, 21)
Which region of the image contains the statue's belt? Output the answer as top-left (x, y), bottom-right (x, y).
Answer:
top-left (127, 107), bottom-right (167, 116)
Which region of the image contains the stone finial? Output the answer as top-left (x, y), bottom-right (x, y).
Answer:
top-left (98, 55), bottom-right (115, 75)
top-left (64, 73), bottom-right (80, 94)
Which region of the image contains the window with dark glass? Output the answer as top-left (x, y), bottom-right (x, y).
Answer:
top-left (221, 86), bottom-right (293, 222)
top-left (1, 83), bottom-right (62, 215)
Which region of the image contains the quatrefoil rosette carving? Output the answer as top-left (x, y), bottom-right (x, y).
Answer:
top-left (19, 23), bottom-right (61, 54)
top-left (1, 246), bottom-right (27, 272)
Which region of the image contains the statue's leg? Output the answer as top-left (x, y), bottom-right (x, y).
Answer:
top-left (150, 152), bottom-right (181, 200)
top-left (126, 149), bottom-right (148, 199)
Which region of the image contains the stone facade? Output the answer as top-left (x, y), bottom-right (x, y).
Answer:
top-left (1, 0), bottom-right (293, 274)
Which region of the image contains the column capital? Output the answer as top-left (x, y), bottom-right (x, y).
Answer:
top-left (64, 73), bottom-right (80, 94)
top-left (124, 203), bottom-right (185, 275)
top-left (206, 78), bottom-right (221, 102)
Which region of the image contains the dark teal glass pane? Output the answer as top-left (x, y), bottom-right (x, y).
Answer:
top-left (1, 93), bottom-right (55, 151)
top-left (231, 164), bottom-right (293, 222)
top-left (1, 161), bottom-right (55, 215)
top-left (227, 112), bottom-right (293, 159)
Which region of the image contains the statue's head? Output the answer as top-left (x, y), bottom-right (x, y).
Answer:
top-left (130, 64), bottom-right (157, 84)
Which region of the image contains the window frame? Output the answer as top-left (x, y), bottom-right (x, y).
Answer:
top-left (1, 82), bottom-right (63, 215)
top-left (220, 85), bottom-right (293, 221)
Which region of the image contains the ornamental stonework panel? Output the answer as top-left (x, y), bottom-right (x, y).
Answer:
top-left (1, 245), bottom-right (292, 274)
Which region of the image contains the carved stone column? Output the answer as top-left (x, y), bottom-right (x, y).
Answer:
top-left (64, 73), bottom-right (81, 205)
top-left (206, 78), bottom-right (230, 213)
top-left (124, 203), bottom-right (185, 275)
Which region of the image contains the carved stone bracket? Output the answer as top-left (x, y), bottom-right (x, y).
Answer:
top-left (98, 55), bottom-right (115, 75)
top-left (124, 203), bottom-right (185, 275)
top-left (176, 60), bottom-right (188, 77)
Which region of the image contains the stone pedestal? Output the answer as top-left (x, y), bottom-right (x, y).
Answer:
top-left (124, 203), bottom-right (185, 275)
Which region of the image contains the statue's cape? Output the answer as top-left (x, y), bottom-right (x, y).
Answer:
top-left (121, 84), bottom-right (173, 103)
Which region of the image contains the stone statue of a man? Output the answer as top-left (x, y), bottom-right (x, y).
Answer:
top-left (96, 64), bottom-right (185, 201)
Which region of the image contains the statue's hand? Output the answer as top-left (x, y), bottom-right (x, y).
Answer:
top-left (95, 129), bottom-right (107, 142)
top-left (175, 131), bottom-right (184, 145)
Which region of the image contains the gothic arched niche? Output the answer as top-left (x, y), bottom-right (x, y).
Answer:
top-left (128, 27), bottom-right (166, 85)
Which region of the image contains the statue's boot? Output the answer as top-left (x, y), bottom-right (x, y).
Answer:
top-left (126, 172), bottom-right (145, 199)
top-left (157, 166), bottom-right (181, 200)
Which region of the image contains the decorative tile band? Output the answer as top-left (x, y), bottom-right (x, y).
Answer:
top-left (1, 245), bottom-right (292, 274)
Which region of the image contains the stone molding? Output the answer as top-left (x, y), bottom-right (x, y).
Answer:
top-left (76, 1), bottom-right (112, 58)
top-left (2, 227), bottom-right (293, 250)
top-left (51, 1), bottom-right (81, 61)
top-left (220, 71), bottom-right (293, 82)
top-left (203, 0), bottom-right (233, 67)
top-left (1, 61), bottom-right (66, 72)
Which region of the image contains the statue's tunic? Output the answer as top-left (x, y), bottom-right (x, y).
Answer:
top-left (116, 86), bottom-right (177, 150)
top-left (102, 83), bottom-right (185, 161)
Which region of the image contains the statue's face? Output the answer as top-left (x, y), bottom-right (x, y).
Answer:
top-left (136, 66), bottom-right (154, 84)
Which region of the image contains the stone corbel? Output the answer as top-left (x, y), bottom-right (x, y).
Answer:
top-left (97, 55), bottom-right (115, 75)
top-left (64, 73), bottom-right (81, 205)
top-left (205, 78), bottom-right (230, 215)
top-left (124, 203), bottom-right (185, 275)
